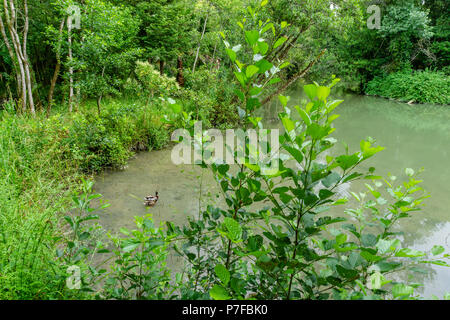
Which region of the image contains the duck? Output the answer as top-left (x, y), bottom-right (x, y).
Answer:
top-left (144, 192), bottom-right (159, 207)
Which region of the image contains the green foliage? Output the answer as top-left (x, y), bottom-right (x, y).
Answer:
top-left (64, 102), bottom-right (169, 172)
top-left (0, 102), bottom-right (169, 298)
top-left (133, 0), bottom-right (196, 63)
top-left (366, 69), bottom-right (450, 105)
top-left (167, 3), bottom-right (450, 300)
top-left (134, 61), bottom-right (180, 100)
top-left (100, 215), bottom-right (177, 299)
top-left (70, 0), bottom-right (142, 101)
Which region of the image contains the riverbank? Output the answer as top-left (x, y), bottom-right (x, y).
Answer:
top-left (365, 69), bottom-right (450, 105)
top-left (0, 100), bottom-right (171, 299)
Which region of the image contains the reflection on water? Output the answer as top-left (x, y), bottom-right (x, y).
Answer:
top-left (94, 93), bottom-right (450, 298)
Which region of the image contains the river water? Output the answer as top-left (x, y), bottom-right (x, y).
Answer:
top-left (94, 92), bottom-right (450, 298)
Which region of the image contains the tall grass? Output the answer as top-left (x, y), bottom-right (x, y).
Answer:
top-left (0, 100), bottom-right (169, 299)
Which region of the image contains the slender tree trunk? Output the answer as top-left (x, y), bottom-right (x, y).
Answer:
top-left (192, 8), bottom-right (209, 73)
top-left (210, 39), bottom-right (218, 71)
top-left (96, 95), bottom-right (102, 115)
top-left (159, 60), bottom-right (164, 75)
top-left (2, 0), bottom-right (27, 112)
top-left (176, 56), bottom-right (184, 87)
top-left (96, 65), bottom-right (106, 115)
top-left (68, 16), bottom-right (74, 112)
top-left (47, 18), bottom-right (65, 116)
top-left (22, 0), bottom-right (34, 114)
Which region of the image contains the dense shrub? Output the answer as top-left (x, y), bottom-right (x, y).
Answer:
top-left (130, 62), bottom-right (239, 129)
top-left (65, 102), bottom-right (168, 172)
top-left (365, 69), bottom-right (450, 105)
top-left (183, 67), bottom-right (239, 128)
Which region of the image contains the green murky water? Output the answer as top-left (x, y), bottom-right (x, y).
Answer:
top-left (94, 93), bottom-right (450, 298)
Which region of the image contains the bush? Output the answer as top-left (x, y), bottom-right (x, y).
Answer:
top-left (65, 102), bottom-right (169, 172)
top-left (134, 62), bottom-right (239, 129)
top-left (365, 69), bottom-right (450, 105)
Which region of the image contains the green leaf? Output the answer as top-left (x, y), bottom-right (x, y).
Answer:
top-left (336, 233), bottom-right (347, 245)
top-left (122, 242), bottom-right (140, 252)
top-left (395, 248), bottom-right (425, 258)
top-left (226, 48), bottom-right (237, 62)
top-left (280, 61), bottom-right (290, 69)
top-left (306, 123), bottom-right (328, 140)
top-left (431, 245), bottom-right (445, 256)
top-left (327, 100), bottom-right (344, 112)
top-left (281, 116), bottom-right (295, 132)
top-left (234, 71), bottom-right (247, 87)
top-left (304, 84), bottom-right (317, 100)
top-left (322, 172), bottom-right (341, 188)
top-left (255, 59), bottom-right (273, 74)
top-left (360, 140), bottom-right (385, 159)
top-left (245, 30), bottom-right (260, 46)
top-left (257, 41), bottom-right (269, 55)
top-left (214, 264), bottom-right (230, 285)
top-left (279, 95), bottom-right (289, 107)
top-left (246, 65), bottom-right (259, 78)
top-left (234, 89), bottom-right (245, 102)
top-left (223, 217), bottom-right (242, 242)
top-left (79, 232), bottom-right (90, 241)
top-left (319, 189), bottom-right (334, 200)
top-left (336, 265), bottom-right (358, 279)
top-left (210, 285), bottom-right (231, 300)
top-left (335, 154), bottom-right (361, 171)
top-left (268, 77), bottom-right (281, 85)
top-left (317, 86), bottom-right (331, 100)
top-left (273, 36), bottom-right (287, 49)
top-left (284, 146), bottom-right (303, 163)
top-left (295, 106), bottom-right (311, 125)
top-left (247, 235), bottom-right (263, 252)
top-left (392, 283), bottom-right (414, 299)
top-left (361, 234), bottom-right (377, 247)
top-left (376, 239), bottom-right (399, 254)
top-left (261, 23), bottom-right (274, 34)
top-left (360, 250), bottom-right (382, 262)
top-left (244, 162), bottom-right (260, 172)
top-left (375, 261), bottom-right (402, 272)
top-left (170, 103), bottom-right (182, 113)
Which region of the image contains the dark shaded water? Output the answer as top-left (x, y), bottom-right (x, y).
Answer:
top-left (94, 93), bottom-right (450, 298)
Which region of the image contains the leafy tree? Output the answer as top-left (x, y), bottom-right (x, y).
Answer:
top-left (68, 0), bottom-right (141, 112)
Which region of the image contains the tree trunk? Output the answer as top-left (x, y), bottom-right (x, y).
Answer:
top-left (192, 9), bottom-right (209, 73)
top-left (176, 56), bottom-right (184, 87)
top-left (2, 0), bottom-right (28, 112)
top-left (96, 95), bottom-right (102, 115)
top-left (159, 60), bottom-right (165, 75)
top-left (68, 16), bottom-right (74, 112)
top-left (47, 18), bottom-right (65, 116)
top-left (22, 0), bottom-right (35, 114)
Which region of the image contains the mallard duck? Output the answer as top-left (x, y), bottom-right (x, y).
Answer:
top-left (144, 192), bottom-right (159, 207)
